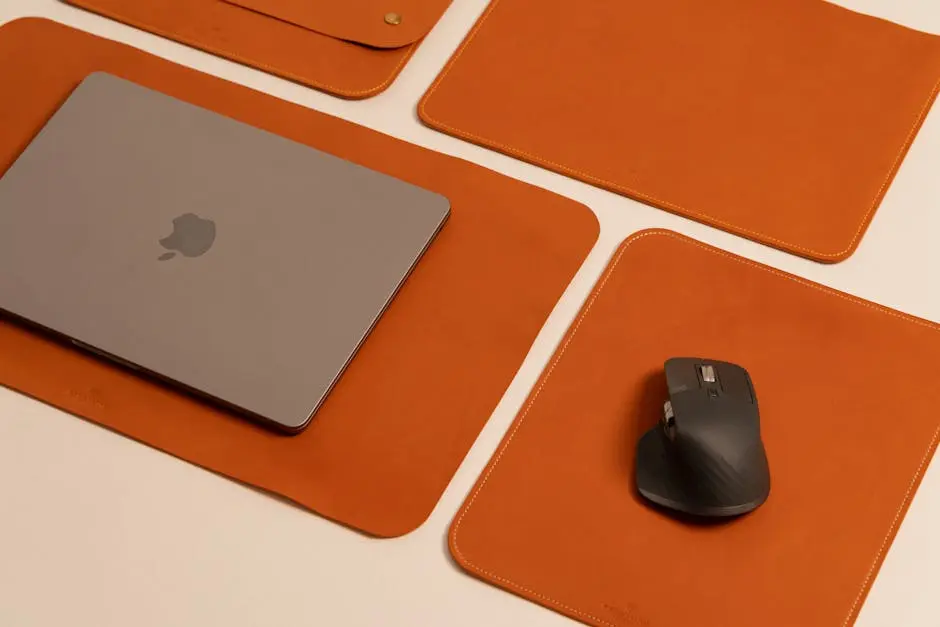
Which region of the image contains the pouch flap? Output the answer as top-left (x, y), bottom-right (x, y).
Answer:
top-left (223, 0), bottom-right (451, 48)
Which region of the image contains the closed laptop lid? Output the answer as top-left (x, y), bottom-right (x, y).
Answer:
top-left (0, 72), bottom-right (450, 432)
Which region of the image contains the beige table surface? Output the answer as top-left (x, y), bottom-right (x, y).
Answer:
top-left (2, 1), bottom-right (940, 625)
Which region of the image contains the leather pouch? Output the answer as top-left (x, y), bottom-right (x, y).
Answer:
top-left (63, 0), bottom-right (453, 98)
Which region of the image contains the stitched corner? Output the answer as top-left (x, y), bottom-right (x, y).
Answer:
top-left (419, 0), bottom-right (940, 260)
top-left (450, 229), bottom-right (940, 627)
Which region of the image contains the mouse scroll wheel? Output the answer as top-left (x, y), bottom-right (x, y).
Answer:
top-left (700, 365), bottom-right (716, 383)
top-left (662, 400), bottom-right (676, 440)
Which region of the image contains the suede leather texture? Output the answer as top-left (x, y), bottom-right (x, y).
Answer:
top-left (421, 0), bottom-right (940, 262)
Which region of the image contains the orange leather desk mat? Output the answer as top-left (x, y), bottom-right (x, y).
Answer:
top-left (420, 0), bottom-right (940, 262)
top-left (0, 18), bottom-right (599, 538)
top-left (62, 0), bottom-right (452, 98)
top-left (450, 230), bottom-right (940, 626)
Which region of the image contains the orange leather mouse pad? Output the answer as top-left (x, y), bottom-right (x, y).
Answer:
top-left (63, 0), bottom-right (453, 98)
top-left (420, 0), bottom-right (940, 262)
top-left (0, 18), bottom-right (599, 538)
top-left (451, 230), bottom-right (940, 626)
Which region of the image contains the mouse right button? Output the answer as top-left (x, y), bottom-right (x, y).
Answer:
top-left (716, 362), bottom-right (756, 403)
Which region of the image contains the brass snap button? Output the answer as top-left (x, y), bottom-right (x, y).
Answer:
top-left (384, 12), bottom-right (402, 25)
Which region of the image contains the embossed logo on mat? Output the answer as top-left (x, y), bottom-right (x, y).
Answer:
top-left (68, 387), bottom-right (105, 409)
top-left (603, 602), bottom-right (651, 626)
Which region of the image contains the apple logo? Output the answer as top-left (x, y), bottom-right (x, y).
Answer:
top-left (158, 213), bottom-right (216, 261)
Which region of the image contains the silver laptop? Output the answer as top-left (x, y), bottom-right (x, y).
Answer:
top-left (0, 72), bottom-right (449, 433)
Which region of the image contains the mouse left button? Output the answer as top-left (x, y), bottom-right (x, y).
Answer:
top-left (664, 358), bottom-right (701, 395)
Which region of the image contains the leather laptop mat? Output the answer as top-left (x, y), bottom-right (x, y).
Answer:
top-left (450, 230), bottom-right (940, 626)
top-left (62, 0), bottom-right (453, 98)
top-left (0, 18), bottom-right (599, 538)
top-left (420, 0), bottom-right (940, 262)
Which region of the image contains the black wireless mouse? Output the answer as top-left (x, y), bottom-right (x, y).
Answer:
top-left (635, 358), bottom-right (770, 518)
